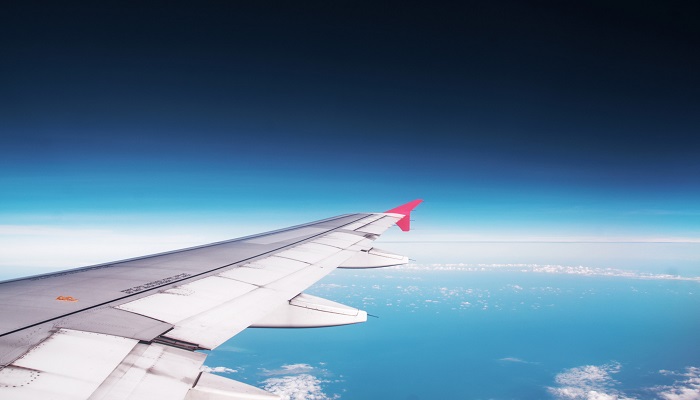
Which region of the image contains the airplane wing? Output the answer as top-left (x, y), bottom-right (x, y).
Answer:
top-left (0, 200), bottom-right (422, 400)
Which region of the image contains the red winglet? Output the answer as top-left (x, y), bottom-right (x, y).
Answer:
top-left (385, 199), bottom-right (423, 232)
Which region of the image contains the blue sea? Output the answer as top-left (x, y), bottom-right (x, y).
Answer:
top-left (205, 243), bottom-right (700, 400)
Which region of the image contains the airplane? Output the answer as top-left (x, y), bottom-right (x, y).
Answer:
top-left (0, 200), bottom-right (422, 400)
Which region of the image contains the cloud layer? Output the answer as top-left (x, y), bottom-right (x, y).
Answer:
top-left (548, 362), bottom-right (633, 400)
top-left (655, 367), bottom-right (700, 400)
top-left (393, 263), bottom-right (700, 283)
top-left (549, 363), bottom-right (700, 400)
top-left (260, 363), bottom-right (340, 400)
top-left (499, 357), bottom-right (538, 365)
top-left (201, 365), bottom-right (238, 374)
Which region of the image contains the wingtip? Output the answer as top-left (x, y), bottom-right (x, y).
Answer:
top-left (385, 199), bottom-right (423, 231)
top-left (384, 199), bottom-right (423, 215)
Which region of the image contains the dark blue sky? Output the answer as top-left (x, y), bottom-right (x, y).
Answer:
top-left (1, 1), bottom-right (699, 238)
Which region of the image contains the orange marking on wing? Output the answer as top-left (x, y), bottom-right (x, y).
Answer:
top-left (56, 296), bottom-right (78, 302)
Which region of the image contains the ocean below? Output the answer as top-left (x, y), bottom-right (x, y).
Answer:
top-left (204, 242), bottom-right (700, 400)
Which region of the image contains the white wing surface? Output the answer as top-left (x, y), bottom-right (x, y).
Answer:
top-left (0, 200), bottom-right (422, 400)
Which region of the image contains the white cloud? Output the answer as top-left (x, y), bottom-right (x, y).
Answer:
top-left (212, 344), bottom-right (250, 353)
top-left (499, 357), bottom-right (537, 364)
top-left (391, 264), bottom-right (700, 283)
top-left (586, 391), bottom-right (621, 400)
top-left (654, 367), bottom-right (700, 400)
top-left (555, 362), bottom-right (621, 386)
top-left (259, 363), bottom-right (340, 400)
top-left (0, 225), bottom-right (109, 236)
top-left (548, 362), bottom-right (636, 400)
top-left (316, 283), bottom-right (345, 289)
top-left (262, 363), bottom-right (316, 376)
top-left (262, 374), bottom-right (339, 400)
top-left (549, 364), bottom-right (700, 400)
top-left (202, 365), bottom-right (238, 374)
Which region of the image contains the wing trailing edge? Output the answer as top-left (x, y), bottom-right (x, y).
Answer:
top-left (338, 247), bottom-right (408, 269)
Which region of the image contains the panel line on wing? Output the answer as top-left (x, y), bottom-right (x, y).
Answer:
top-left (354, 216), bottom-right (401, 235)
top-left (341, 215), bottom-right (384, 231)
top-left (115, 276), bottom-right (258, 325)
top-left (113, 234), bottom-right (357, 328)
top-left (161, 249), bottom-right (358, 349)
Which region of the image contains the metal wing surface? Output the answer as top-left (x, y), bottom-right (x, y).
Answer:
top-left (0, 200), bottom-right (422, 400)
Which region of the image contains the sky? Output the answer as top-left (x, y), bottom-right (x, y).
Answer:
top-left (1, 1), bottom-right (700, 274)
top-left (1, 4), bottom-right (700, 399)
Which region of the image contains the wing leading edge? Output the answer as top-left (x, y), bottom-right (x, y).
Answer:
top-left (0, 200), bottom-right (422, 400)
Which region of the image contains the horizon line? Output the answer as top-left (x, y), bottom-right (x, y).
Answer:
top-left (382, 240), bottom-right (700, 244)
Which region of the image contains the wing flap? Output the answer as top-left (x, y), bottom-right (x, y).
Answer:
top-left (218, 267), bottom-right (287, 286)
top-left (245, 256), bottom-right (308, 272)
top-left (339, 247), bottom-right (409, 268)
top-left (115, 277), bottom-right (258, 325)
top-left (310, 231), bottom-right (365, 249)
top-left (88, 343), bottom-right (204, 400)
top-left (251, 293), bottom-right (366, 328)
top-left (263, 250), bottom-right (355, 294)
top-left (161, 287), bottom-right (281, 349)
top-left (0, 329), bottom-right (138, 400)
top-left (159, 250), bottom-right (357, 349)
top-left (186, 372), bottom-right (280, 400)
top-left (274, 243), bottom-right (339, 264)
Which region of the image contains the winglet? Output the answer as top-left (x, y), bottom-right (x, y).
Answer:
top-left (385, 199), bottom-right (423, 231)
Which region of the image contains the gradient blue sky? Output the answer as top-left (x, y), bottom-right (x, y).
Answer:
top-left (1, 2), bottom-right (699, 274)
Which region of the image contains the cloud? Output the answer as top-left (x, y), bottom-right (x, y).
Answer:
top-left (261, 363), bottom-right (316, 376)
top-left (653, 367), bottom-right (700, 400)
top-left (498, 357), bottom-right (538, 365)
top-left (202, 365), bottom-right (238, 374)
top-left (211, 344), bottom-right (250, 353)
top-left (549, 363), bottom-right (700, 400)
top-left (548, 362), bottom-right (636, 400)
top-left (392, 264), bottom-right (700, 283)
top-left (262, 374), bottom-right (339, 400)
top-left (0, 224), bottom-right (218, 273)
top-left (0, 225), bottom-right (110, 236)
top-left (381, 233), bottom-right (700, 243)
top-left (315, 283), bottom-right (345, 289)
top-left (259, 363), bottom-right (340, 400)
